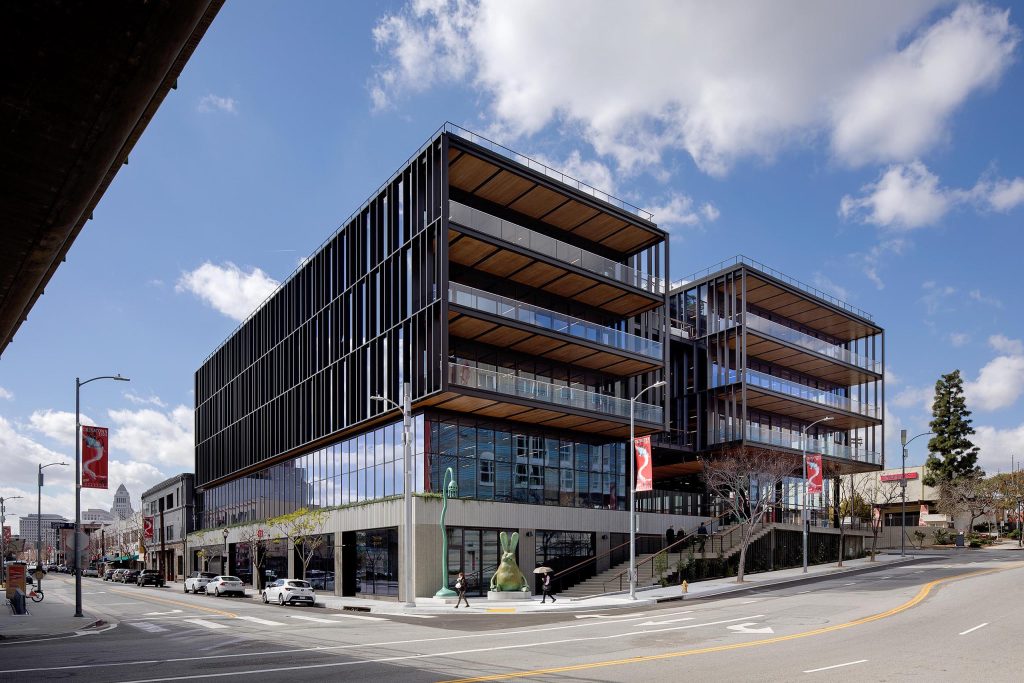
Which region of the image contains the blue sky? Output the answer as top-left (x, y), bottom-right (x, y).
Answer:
top-left (3, 0), bottom-right (1023, 530)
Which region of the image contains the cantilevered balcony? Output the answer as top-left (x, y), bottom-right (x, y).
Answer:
top-left (711, 367), bottom-right (881, 429)
top-left (708, 423), bottom-right (881, 468)
top-left (448, 200), bottom-right (664, 317)
top-left (429, 362), bottom-right (662, 437)
top-left (448, 282), bottom-right (663, 376)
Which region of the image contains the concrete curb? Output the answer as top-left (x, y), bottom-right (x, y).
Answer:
top-left (0, 618), bottom-right (107, 642)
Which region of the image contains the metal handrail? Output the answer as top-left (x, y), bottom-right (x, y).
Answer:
top-left (550, 538), bottom-right (634, 583)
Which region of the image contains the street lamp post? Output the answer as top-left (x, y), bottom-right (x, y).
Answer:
top-left (1, 496), bottom-right (23, 584)
top-left (629, 379), bottom-right (666, 600)
top-left (74, 373), bottom-right (130, 617)
top-left (371, 382), bottom-right (414, 607)
top-left (899, 430), bottom-right (932, 558)
top-left (222, 528), bottom-right (229, 574)
top-left (802, 416), bottom-right (833, 573)
top-left (38, 461), bottom-right (68, 567)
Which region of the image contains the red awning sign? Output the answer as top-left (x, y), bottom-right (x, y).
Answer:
top-left (880, 472), bottom-right (919, 482)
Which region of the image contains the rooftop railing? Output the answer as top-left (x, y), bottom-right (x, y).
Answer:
top-left (708, 424), bottom-right (881, 465)
top-left (670, 255), bottom-right (874, 322)
top-left (448, 362), bottom-right (663, 424)
top-left (449, 282), bottom-right (663, 360)
top-left (449, 200), bottom-right (665, 295)
top-left (444, 122), bottom-right (654, 221)
top-left (746, 313), bottom-right (881, 373)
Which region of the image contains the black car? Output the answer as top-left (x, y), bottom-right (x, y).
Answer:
top-left (103, 569), bottom-right (116, 581)
top-left (136, 570), bottom-right (165, 588)
top-left (120, 569), bottom-right (140, 583)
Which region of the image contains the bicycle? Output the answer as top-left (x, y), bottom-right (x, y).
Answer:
top-left (27, 587), bottom-right (43, 602)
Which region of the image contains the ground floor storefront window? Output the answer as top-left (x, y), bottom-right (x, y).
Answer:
top-left (445, 527), bottom-right (502, 597)
top-left (354, 527), bottom-right (398, 597)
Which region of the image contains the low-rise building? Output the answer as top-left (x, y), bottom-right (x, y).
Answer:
top-left (141, 473), bottom-right (196, 580)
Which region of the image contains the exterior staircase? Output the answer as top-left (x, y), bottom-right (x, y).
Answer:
top-left (559, 522), bottom-right (776, 599)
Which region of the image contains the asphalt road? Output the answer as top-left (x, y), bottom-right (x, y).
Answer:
top-left (1, 551), bottom-right (1021, 682)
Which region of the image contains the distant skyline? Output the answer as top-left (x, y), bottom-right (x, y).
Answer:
top-left (1, 1), bottom-right (1022, 526)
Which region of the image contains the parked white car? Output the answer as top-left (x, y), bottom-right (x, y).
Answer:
top-left (207, 575), bottom-right (245, 597)
top-left (184, 571), bottom-right (218, 594)
top-left (261, 578), bottom-right (316, 606)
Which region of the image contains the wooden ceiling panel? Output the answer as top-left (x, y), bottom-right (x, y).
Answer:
top-left (543, 272), bottom-right (597, 298)
top-left (543, 201), bottom-right (598, 231)
top-left (601, 358), bottom-right (658, 375)
top-left (510, 335), bottom-right (566, 356)
top-left (448, 315), bottom-right (498, 339)
top-left (540, 414), bottom-right (593, 430)
top-left (475, 250), bottom-right (533, 278)
top-left (508, 185), bottom-right (567, 218)
top-left (574, 283), bottom-right (623, 307)
top-left (475, 170), bottom-right (535, 206)
top-left (476, 326), bottom-right (533, 347)
top-left (572, 214), bottom-right (628, 243)
top-left (544, 344), bottom-right (598, 364)
top-left (437, 395), bottom-right (500, 413)
top-left (514, 407), bottom-right (567, 423)
top-left (449, 236), bottom-right (499, 266)
top-left (471, 401), bottom-right (533, 419)
top-left (602, 225), bottom-right (653, 251)
top-left (508, 261), bottom-right (565, 288)
top-left (602, 293), bottom-right (654, 316)
top-left (449, 154), bottom-right (500, 193)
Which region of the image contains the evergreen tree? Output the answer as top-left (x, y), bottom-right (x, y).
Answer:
top-left (924, 370), bottom-right (981, 486)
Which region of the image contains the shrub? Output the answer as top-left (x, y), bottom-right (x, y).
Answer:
top-left (933, 529), bottom-right (951, 545)
top-left (1008, 529), bottom-right (1021, 540)
top-left (969, 539), bottom-right (982, 548)
top-left (972, 524), bottom-right (991, 533)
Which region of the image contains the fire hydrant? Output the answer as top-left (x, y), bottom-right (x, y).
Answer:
top-left (681, 580), bottom-right (689, 594)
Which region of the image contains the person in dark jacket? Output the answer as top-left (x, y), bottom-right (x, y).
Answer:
top-left (454, 572), bottom-right (469, 608)
top-left (541, 571), bottom-right (556, 603)
top-left (665, 526), bottom-right (676, 548)
top-left (697, 521), bottom-right (709, 553)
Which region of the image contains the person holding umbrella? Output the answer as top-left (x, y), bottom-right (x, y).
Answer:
top-left (535, 567), bottom-right (556, 603)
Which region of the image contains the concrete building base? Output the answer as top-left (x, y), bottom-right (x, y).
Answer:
top-left (416, 596), bottom-right (459, 606)
top-left (487, 590), bottom-right (532, 601)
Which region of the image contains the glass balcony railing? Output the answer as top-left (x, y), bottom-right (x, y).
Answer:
top-left (448, 362), bottom-right (664, 424)
top-left (449, 282), bottom-right (663, 360)
top-left (746, 313), bottom-right (881, 373)
top-left (708, 424), bottom-right (881, 466)
top-left (449, 200), bottom-right (665, 295)
top-left (744, 369), bottom-right (881, 419)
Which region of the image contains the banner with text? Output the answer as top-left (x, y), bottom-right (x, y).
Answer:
top-left (143, 516), bottom-right (154, 540)
top-left (81, 425), bottom-right (109, 490)
top-left (807, 454), bottom-right (823, 494)
top-left (635, 435), bottom-right (653, 492)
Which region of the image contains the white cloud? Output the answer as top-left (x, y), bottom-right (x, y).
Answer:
top-left (892, 384), bottom-right (933, 412)
top-left (107, 406), bottom-right (194, 469)
top-left (840, 161), bottom-right (1024, 230)
top-left (700, 203), bottom-right (720, 222)
top-left (966, 336), bottom-right (1024, 411)
top-left (969, 288), bottom-right (1003, 309)
top-left (371, 2), bottom-right (1018, 177)
top-left (531, 150), bottom-right (618, 196)
top-left (920, 280), bottom-right (956, 316)
top-left (647, 194), bottom-right (717, 231)
top-left (0, 386), bottom-right (12, 400)
top-left (26, 409), bottom-right (95, 446)
top-left (831, 4), bottom-right (1019, 166)
top-left (839, 161), bottom-right (955, 229)
top-left (973, 423), bottom-right (1024, 474)
top-left (197, 94), bottom-right (238, 114)
top-left (948, 332), bottom-right (970, 348)
top-left (176, 261), bottom-right (280, 322)
top-left (851, 238), bottom-right (906, 290)
top-left (124, 392), bottom-right (167, 408)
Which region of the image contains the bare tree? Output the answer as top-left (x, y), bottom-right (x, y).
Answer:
top-left (938, 475), bottom-right (995, 531)
top-left (861, 478), bottom-right (902, 560)
top-left (833, 474), bottom-right (873, 567)
top-left (270, 507), bottom-right (331, 580)
top-left (236, 526), bottom-right (268, 589)
top-left (702, 447), bottom-right (796, 582)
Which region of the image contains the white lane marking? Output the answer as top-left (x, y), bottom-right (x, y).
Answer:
top-left (741, 599), bottom-right (759, 603)
top-left (804, 659), bottom-right (867, 673)
top-left (959, 622), bottom-right (989, 635)
top-left (638, 616), bottom-right (695, 626)
top-left (0, 607), bottom-right (713, 673)
top-left (287, 615), bottom-right (337, 624)
top-left (842, 582), bottom-right (857, 586)
top-left (329, 613), bottom-right (387, 622)
top-left (183, 618), bottom-right (228, 630)
top-left (143, 609), bottom-right (183, 616)
top-left (112, 615), bottom-right (770, 683)
top-left (393, 613), bottom-right (436, 619)
top-left (235, 616), bottom-right (286, 626)
top-left (880, 576), bottom-right (891, 579)
top-left (796, 590), bottom-right (812, 594)
top-left (727, 622), bottom-right (773, 634)
top-left (128, 622), bottom-right (168, 634)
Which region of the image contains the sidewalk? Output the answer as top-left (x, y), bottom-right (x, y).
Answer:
top-left (0, 587), bottom-right (105, 641)
top-left (293, 552), bottom-right (926, 615)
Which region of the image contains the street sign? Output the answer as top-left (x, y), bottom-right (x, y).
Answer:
top-left (50, 521), bottom-right (75, 530)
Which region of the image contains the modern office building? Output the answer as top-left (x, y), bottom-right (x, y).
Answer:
top-left (83, 508), bottom-right (114, 525)
top-left (192, 125), bottom-right (884, 599)
top-left (17, 513), bottom-right (68, 562)
top-left (141, 473), bottom-right (196, 580)
top-left (656, 257), bottom-right (885, 519)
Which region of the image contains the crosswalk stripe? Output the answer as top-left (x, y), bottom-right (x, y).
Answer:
top-left (127, 621), bottom-right (168, 633)
top-left (329, 613), bottom-right (387, 622)
top-left (183, 618), bottom-right (228, 630)
top-left (287, 615), bottom-right (337, 624)
top-left (235, 616), bottom-right (286, 626)
top-left (393, 613), bottom-right (436, 619)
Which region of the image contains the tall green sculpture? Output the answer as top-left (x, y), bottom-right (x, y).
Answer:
top-left (434, 467), bottom-right (458, 598)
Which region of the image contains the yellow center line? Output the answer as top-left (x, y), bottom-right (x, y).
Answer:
top-left (442, 563), bottom-right (1022, 683)
top-left (107, 588), bottom-right (238, 618)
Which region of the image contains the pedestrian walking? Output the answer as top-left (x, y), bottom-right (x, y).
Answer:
top-left (697, 521), bottom-right (709, 553)
top-left (665, 525), bottom-right (675, 548)
top-left (541, 571), bottom-right (556, 603)
top-left (454, 571), bottom-right (469, 608)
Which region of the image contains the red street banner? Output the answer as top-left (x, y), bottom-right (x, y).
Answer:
top-left (143, 516), bottom-right (154, 540)
top-left (81, 425), bottom-right (109, 490)
top-left (635, 436), bottom-right (653, 492)
top-left (807, 454), bottom-right (823, 494)
top-left (2, 525), bottom-right (10, 544)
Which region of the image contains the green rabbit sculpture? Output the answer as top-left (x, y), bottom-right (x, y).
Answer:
top-left (489, 531), bottom-right (529, 592)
